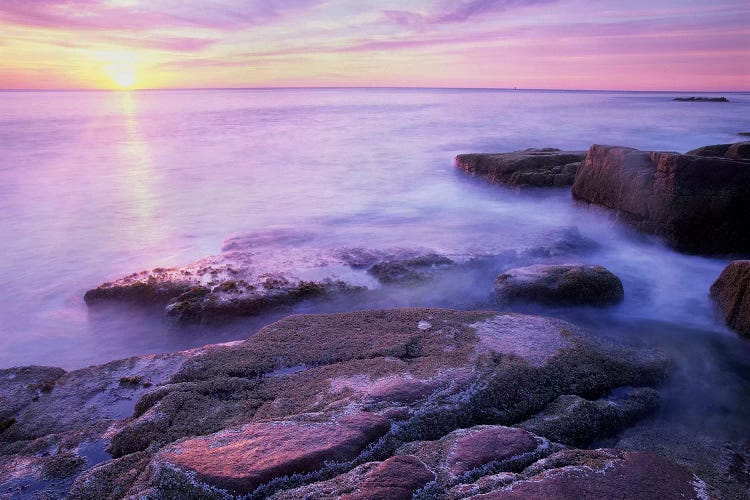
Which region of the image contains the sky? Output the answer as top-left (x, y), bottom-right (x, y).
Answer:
top-left (0, 0), bottom-right (748, 91)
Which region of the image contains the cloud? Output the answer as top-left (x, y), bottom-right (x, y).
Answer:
top-left (0, 0), bottom-right (325, 31)
top-left (384, 0), bottom-right (561, 26)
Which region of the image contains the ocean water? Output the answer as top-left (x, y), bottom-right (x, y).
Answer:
top-left (1, 89), bottom-right (749, 473)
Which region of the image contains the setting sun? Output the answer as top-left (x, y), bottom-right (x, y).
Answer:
top-left (104, 55), bottom-right (137, 89)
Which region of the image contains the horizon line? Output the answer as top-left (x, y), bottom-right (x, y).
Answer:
top-left (1, 85), bottom-right (748, 94)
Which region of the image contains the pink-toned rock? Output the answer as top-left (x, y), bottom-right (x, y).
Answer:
top-left (341, 455), bottom-right (435, 500)
top-left (469, 449), bottom-right (715, 500)
top-left (447, 426), bottom-right (540, 477)
top-left (156, 412), bottom-right (390, 495)
top-left (572, 144), bottom-right (750, 254)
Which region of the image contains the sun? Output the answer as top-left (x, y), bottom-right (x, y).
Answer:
top-left (104, 56), bottom-right (137, 89)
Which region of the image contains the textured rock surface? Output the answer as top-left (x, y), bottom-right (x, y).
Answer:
top-left (572, 144), bottom-right (750, 253)
top-left (710, 260), bottom-right (750, 337)
top-left (494, 264), bottom-right (624, 306)
top-left (455, 148), bottom-right (586, 187)
top-left (518, 387), bottom-right (659, 447)
top-left (2, 308), bottom-right (714, 499)
top-left (153, 412), bottom-right (390, 495)
top-left (467, 449), bottom-right (716, 499)
top-left (84, 262), bottom-right (360, 325)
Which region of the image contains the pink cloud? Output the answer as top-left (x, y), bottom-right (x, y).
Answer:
top-left (0, 0), bottom-right (325, 31)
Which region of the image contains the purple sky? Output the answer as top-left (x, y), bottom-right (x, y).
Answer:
top-left (1, 0), bottom-right (748, 90)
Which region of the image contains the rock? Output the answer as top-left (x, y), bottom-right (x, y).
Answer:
top-left (398, 425), bottom-right (553, 483)
top-left (340, 455), bottom-right (435, 499)
top-left (710, 260), bottom-right (750, 337)
top-left (686, 141), bottom-right (750, 161)
top-left (455, 148), bottom-right (586, 187)
top-left (572, 144), bottom-right (750, 254)
top-left (368, 254), bottom-right (455, 284)
top-left (0, 366), bottom-right (65, 422)
top-left (0, 309), bottom-right (676, 498)
top-left (494, 264), bottom-right (624, 306)
top-left (518, 387), bottom-right (659, 447)
top-left (85, 262), bottom-right (362, 325)
top-left (467, 448), bottom-right (716, 499)
top-left (151, 412), bottom-right (390, 495)
top-left (673, 96), bottom-right (729, 102)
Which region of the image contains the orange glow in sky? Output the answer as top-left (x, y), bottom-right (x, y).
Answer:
top-left (0, 1), bottom-right (747, 91)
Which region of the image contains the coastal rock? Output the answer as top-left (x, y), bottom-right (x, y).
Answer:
top-left (1, 309), bottom-right (681, 498)
top-left (494, 264), bottom-right (624, 306)
top-left (710, 260), bottom-right (750, 337)
top-left (518, 387), bottom-right (659, 447)
top-left (686, 141), bottom-right (750, 161)
top-left (397, 425), bottom-right (553, 484)
top-left (340, 454), bottom-right (435, 499)
top-left (85, 262), bottom-right (362, 325)
top-left (455, 148), bottom-right (586, 187)
top-left (467, 448), bottom-right (716, 499)
top-left (673, 96), bottom-right (728, 102)
top-left (572, 144), bottom-right (750, 253)
top-left (368, 253), bottom-right (455, 284)
top-left (151, 412), bottom-right (390, 495)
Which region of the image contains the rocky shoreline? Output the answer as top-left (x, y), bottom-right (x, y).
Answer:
top-left (2, 140), bottom-right (749, 499)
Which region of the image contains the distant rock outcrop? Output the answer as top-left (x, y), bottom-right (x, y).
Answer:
top-left (455, 148), bottom-right (586, 187)
top-left (673, 96), bottom-right (729, 102)
top-left (710, 260), bottom-right (750, 337)
top-left (572, 144), bottom-right (750, 254)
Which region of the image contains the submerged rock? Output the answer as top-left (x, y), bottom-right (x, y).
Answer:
top-left (455, 148), bottom-right (586, 187)
top-left (368, 254), bottom-right (455, 284)
top-left (572, 144), bottom-right (750, 254)
top-left (2, 308), bottom-right (685, 498)
top-left (710, 260), bottom-right (750, 337)
top-left (494, 264), bottom-right (624, 306)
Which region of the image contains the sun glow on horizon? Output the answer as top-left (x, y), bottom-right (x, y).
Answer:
top-left (103, 53), bottom-right (137, 89)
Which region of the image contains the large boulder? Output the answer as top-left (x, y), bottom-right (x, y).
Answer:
top-left (572, 144), bottom-right (750, 254)
top-left (455, 148), bottom-right (586, 187)
top-left (710, 260), bottom-right (750, 337)
top-left (494, 264), bottom-right (624, 306)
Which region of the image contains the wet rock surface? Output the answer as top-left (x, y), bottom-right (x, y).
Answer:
top-left (0, 308), bottom-right (704, 499)
top-left (572, 144), bottom-right (750, 253)
top-left (710, 260), bottom-right (750, 337)
top-left (455, 148), bottom-right (586, 187)
top-left (494, 264), bottom-right (624, 306)
top-left (467, 448), bottom-right (716, 499)
top-left (368, 254), bottom-right (455, 284)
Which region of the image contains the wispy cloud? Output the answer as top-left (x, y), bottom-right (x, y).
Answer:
top-left (0, 0), bottom-right (324, 31)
